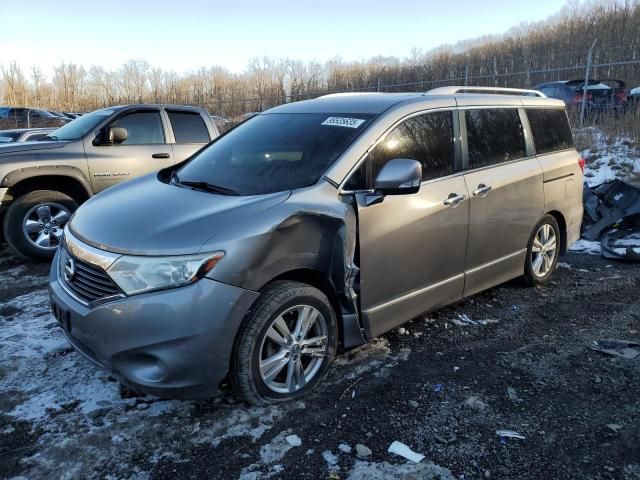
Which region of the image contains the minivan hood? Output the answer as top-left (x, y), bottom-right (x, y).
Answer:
top-left (0, 140), bottom-right (68, 156)
top-left (69, 174), bottom-right (291, 255)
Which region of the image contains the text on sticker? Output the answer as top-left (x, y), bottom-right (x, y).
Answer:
top-left (322, 117), bottom-right (366, 128)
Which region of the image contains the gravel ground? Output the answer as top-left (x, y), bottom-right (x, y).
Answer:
top-left (1, 245), bottom-right (639, 480)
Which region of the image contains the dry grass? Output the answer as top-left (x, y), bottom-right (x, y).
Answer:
top-left (571, 105), bottom-right (640, 152)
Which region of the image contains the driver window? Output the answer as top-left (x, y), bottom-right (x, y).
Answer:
top-left (111, 111), bottom-right (165, 145)
top-left (369, 111), bottom-right (455, 183)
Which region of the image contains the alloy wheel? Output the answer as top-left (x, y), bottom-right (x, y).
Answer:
top-left (22, 202), bottom-right (70, 251)
top-left (258, 305), bottom-right (328, 394)
top-left (531, 223), bottom-right (557, 277)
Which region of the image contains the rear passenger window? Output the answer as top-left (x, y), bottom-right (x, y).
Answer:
top-left (526, 108), bottom-right (574, 155)
top-left (465, 108), bottom-right (525, 169)
top-left (370, 111), bottom-right (455, 182)
top-left (167, 111), bottom-right (210, 143)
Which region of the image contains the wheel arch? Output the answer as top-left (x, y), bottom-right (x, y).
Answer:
top-left (258, 268), bottom-right (347, 350)
top-left (546, 210), bottom-right (567, 254)
top-left (4, 173), bottom-right (92, 205)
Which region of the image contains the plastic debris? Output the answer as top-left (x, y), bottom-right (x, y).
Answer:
top-left (388, 441), bottom-right (425, 463)
top-left (434, 383), bottom-right (444, 393)
top-left (355, 444), bottom-right (372, 458)
top-left (285, 434), bottom-right (302, 447)
top-left (409, 400), bottom-right (419, 408)
top-left (589, 339), bottom-right (640, 359)
top-left (582, 180), bottom-right (640, 241)
top-left (496, 430), bottom-right (525, 440)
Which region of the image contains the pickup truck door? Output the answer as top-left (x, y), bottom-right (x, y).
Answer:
top-left (164, 108), bottom-right (216, 162)
top-left (84, 108), bottom-right (174, 193)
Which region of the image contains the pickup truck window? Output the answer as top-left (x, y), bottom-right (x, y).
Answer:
top-left (167, 111), bottom-right (210, 144)
top-left (112, 111), bottom-right (165, 145)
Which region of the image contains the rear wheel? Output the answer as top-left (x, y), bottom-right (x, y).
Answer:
top-left (231, 281), bottom-right (338, 405)
top-left (524, 215), bottom-right (560, 286)
top-left (3, 190), bottom-right (77, 261)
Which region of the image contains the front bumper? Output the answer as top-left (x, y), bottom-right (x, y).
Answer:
top-left (49, 249), bottom-right (260, 398)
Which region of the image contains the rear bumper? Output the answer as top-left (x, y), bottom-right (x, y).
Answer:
top-left (49, 249), bottom-right (260, 398)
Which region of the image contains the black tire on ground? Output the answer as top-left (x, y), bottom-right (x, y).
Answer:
top-left (2, 190), bottom-right (77, 261)
top-left (523, 214), bottom-right (561, 287)
top-left (231, 280), bottom-right (338, 405)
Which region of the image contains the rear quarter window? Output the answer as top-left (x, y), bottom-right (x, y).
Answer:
top-left (167, 111), bottom-right (210, 143)
top-left (526, 108), bottom-right (574, 155)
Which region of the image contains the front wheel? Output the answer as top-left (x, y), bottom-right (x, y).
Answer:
top-left (524, 215), bottom-right (561, 286)
top-left (2, 190), bottom-right (77, 261)
top-left (231, 281), bottom-right (338, 405)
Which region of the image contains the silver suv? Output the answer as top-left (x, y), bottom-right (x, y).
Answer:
top-left (49, 87), bottom-right (584, 404)
top-left (0, 105), bottom-right (218, 260)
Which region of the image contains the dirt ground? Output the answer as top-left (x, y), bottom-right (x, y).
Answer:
top-left (0, 245), bottom-right (639, 480)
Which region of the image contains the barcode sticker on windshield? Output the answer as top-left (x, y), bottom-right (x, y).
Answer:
top-left (321, 117), bottom-right (366, 128)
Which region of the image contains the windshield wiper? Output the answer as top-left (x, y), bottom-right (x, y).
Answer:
top-left (175, 179), bottom-right (239, 196)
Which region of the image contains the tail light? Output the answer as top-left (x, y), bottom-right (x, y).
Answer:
top-left (615, 91), bottom-right (627, 102)
top-left (578, 157), bottom-right (586, 172)
top-left (573, 92), bottom-right (592, 103)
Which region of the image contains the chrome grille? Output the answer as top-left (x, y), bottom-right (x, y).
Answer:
top-left (59, 247), bottom-right (121, 303)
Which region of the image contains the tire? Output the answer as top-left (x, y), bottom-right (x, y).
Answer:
top-left (2, 190), bottom-right (77, 261)
top-left (523, 214), bottom-right (561, 287)
top-left (231, 281), bottom-right (338, 405)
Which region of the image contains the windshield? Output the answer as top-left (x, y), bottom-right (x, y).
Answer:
top-left (175, 113), bottom-right (374, 195)
top-left (46, 107), bottom-right (117, 141)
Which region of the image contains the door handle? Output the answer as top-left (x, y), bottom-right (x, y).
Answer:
top-left (472, 184), bottom-right (492, 197)
top-left (443, 193), bottom-right (466, 207)
top-left (152, 153), bottom-right (171, 159)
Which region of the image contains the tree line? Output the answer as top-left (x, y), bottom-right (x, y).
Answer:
top-left (1, 1), bottom-right (639, 119)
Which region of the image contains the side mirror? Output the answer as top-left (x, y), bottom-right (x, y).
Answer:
top-left (106, 126), bottom-right (128, 144)
top-left (374, 159), bottom-right (422, 195)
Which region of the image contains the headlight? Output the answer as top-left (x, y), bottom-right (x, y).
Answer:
top-left (107, 251), bottom-right (224, 295)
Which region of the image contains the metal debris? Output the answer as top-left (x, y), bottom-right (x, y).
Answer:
top-left (496, 430), bottom-right (526, 440)
top-left (589, 339), bottom-right (640, 359)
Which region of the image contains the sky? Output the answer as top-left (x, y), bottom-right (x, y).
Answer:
top-left (2, 0), bottom-right (567, 75)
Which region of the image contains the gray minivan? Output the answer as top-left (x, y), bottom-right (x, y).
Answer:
top-left (49, 87), bottom-right (584, 404)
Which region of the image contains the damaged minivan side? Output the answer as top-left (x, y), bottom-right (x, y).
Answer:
top-left (49, 88), bottom-right (583, 404)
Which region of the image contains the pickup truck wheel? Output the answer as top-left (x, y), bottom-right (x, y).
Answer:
top-left (3, 190), bottom-right (77, 261)
top-left (231, 281), bottom-right (338, 405)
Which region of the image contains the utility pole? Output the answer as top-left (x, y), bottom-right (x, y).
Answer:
top-left (464, 63), bottom-right (470, 86)
top-left (580, 39), bottom-right (598, 127)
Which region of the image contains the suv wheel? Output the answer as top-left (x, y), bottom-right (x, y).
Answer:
top-left (524, 215), bottom-right (560, 286)
top-left (231, 281), bottom-right (338, 405)
top-left (3, 190), bottom-right (77, 261)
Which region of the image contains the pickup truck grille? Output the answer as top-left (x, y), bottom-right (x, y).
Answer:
top-left (59, 248), bottom-right (121, 303)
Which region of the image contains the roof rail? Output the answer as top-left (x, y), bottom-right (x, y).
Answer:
top-left (425, 86), bottom-right (546, 98)
top-left (318, 92), bottom-right (382, 98)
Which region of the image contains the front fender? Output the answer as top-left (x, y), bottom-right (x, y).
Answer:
top-left (0, 165), bottom-right (93, 199)
top-left (200, 182), bottom-right (365, 347)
